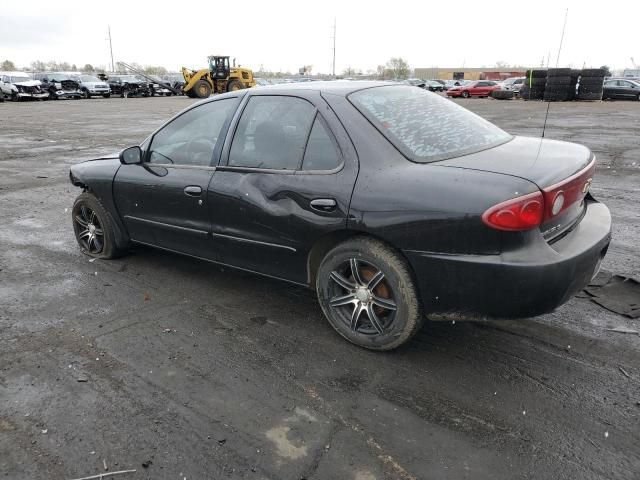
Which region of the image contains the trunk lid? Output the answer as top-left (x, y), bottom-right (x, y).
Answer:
top-left (437, 136), bottom-right (592, 188)
top-left (438, 136), bottom-right (596, 241)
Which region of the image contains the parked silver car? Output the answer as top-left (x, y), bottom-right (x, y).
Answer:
top-left (0, 71), bottom-right (48, 101)
top-left (73, 74), bottom-right (111, 98)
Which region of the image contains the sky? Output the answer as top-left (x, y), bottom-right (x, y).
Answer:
top-left (1, 1), bottom-right (638, 74)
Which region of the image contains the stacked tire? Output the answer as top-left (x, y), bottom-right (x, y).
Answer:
top-left (578, 68), bottom-right (606, 101)
top-left (568, 69), bottom-right (580, 100)
top-left (522, 70), bottom-right (547, 100)
top-left (544, 68), bottom-right (573, 101)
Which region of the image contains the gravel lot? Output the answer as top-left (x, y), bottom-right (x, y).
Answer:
top-left (1, 95), bottom-right (639, 480)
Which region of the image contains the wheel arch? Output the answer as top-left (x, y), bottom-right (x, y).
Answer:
top-left (306, 229), bottom-right (419, 292)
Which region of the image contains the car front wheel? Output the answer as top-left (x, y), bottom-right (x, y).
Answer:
top-left (316, 237), bottom-right (423, 350)
top-left (72, 192), bottom-right (123, 259)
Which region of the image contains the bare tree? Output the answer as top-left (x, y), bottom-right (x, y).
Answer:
top-left (376, 65), bottom-right (386, 79)
top-left (1, 60), bottom-right (16, 70)
top-left (30, 60), bottom-right (46, 71)
top-left (386, 57), bottom-right (410, 80)
top-left (82, 64), bottom-right (94, 73)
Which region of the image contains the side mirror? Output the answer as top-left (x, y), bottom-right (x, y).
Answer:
top-left (120, 146), bottom-right (142, 165)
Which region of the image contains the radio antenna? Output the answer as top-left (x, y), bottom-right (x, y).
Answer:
top-left (542, 8), bottom-right (569, 138)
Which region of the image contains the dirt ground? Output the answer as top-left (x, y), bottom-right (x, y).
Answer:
top-left (0, 94), bottom-right (638, 480)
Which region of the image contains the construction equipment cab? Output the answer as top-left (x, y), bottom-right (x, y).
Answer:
top-left (182, 55), bottom-right (256, 98)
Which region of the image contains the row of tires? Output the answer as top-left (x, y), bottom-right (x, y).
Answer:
top-left (520, 68), bottom-right (606, 101)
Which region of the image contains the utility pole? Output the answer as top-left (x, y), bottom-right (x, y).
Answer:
top-left (108, 25), bottom-right (115, 73)
top-left (555, 8), bottom-right (568, 67)
top-left (332, 18), bottom-right (336, 77)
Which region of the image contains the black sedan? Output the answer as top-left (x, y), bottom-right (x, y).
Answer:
top-left (106, 75), bottom-right (150, 98)
top-left (603, 78), bottom-right (640, 100)
top-left (69, 82), bottom-right (611, 350)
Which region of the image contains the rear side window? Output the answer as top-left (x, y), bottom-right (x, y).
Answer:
top-left (301, 117), bottom-right (341, 171)
top-left (229, 96), bottom-right (316, 170)
top-left (349, 85), bottom-right (512, 163)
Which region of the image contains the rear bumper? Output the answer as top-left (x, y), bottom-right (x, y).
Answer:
top-left (405, 200), bottom-right (612, 320)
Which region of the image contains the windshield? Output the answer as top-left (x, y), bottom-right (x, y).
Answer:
top-left (80, 75), bottom-right (100, 82)
top-left (118, 75), bottom-right (138, 82)
top-left (49, 74), bottom-right (72, 81)
top-left (349, 85), bottom-right (512, 163)
top-left (10, 76), bottom-right (32, 83)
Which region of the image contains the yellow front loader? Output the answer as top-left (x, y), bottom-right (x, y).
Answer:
top-left (182, 55), bottom-right (256, 98)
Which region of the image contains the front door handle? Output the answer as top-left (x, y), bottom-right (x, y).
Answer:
top-left (184, 186), bottom-right (202, 196)
top-left (310, 198), bottom-right (337, 212)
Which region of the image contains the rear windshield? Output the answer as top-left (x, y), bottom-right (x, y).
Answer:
top-left (349, 85), bottom-right (512, 162)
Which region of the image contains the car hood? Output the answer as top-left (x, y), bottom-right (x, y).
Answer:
top-left (437, 136), bottom-right (592, 189)
top-left (83, 81), bottom-right (109, 88)
top-left (13, 80), bottom-right (41, 87)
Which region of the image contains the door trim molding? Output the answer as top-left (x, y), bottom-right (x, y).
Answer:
top-left (124, 215), bottom-right (209, 237)
top-left (211, 231), bottom-right (297, 252)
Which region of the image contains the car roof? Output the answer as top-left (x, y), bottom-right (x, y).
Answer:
top-left (254, 80), bottom-right (396, 96)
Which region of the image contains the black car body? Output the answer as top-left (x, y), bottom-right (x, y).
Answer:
top-left (603, 78), bottom-right (640, 100)
top-left (107, 75), bottom-right (150, 97)
top-left (33, 72), bottom-right (83, 99)
top-left (69, 82), bottom-right (611, 350)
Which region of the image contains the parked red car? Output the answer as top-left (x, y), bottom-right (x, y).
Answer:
top-left (446, 80), bottom-right (500, 98)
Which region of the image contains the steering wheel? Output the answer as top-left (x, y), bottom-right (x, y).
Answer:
top-left (185, 138), bottom-right (216, 165)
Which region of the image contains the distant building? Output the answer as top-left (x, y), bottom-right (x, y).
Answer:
top-left (414, 67), bottom-right (528, 81)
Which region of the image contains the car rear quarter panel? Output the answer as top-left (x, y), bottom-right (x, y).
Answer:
top-left (324, 93), bottom-right (539, 255)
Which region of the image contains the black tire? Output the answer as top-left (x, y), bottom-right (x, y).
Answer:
top-left (577, 91), bottom-right (603, 101)
top-left (581, 68), bottom-right (607, 77)
top-left (491, 90), bottom-right (514, 99)
top-left (544, 92), bottom-right (570, 101)
top-left (547, 68), bottom-right (572, 77)
top-left (165, 92), bottom-right (172, 97)
top-left (545, 76), bottom-right (572, 86)
top-left (530, 69), bottom-right (548, 78)
top-left (72, 192), bottom-right (125, 259)
top-left (316, 237), bottom-right (423, 350)
top-left (579, 77), bottom-right (604, 87)
top-left (226, 79), bottom-right (244, 92)
top-left (11, 92), bottom-right (19, 102)
top-left (82, 89), bottom-right (90, 99)
top-left (102, 93), bottom-right (111, 98)
top-left (193, 80), bottom-right (212, 98)
top-left (461, 90), bottom-right (470, 98)
top-left (544, 85), bottom-right (572, 94)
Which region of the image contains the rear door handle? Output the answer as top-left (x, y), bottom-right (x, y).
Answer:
top-left (184, 186), bottom-right (202, 196)
top-left (310, 198), bottom-right (337, 212)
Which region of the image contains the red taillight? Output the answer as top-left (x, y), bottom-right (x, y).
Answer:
top-left (542, 158), bottom-right (596, 219)
top-left (482, 158), bottom-right (597, 232)
top-left (482, 191), bottom-right (544, 231)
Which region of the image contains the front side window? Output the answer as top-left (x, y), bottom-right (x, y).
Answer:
top-left (148, 99), bottom-right (236, 166)
top-left (228, 96), bottom-right (316, 170)
top-left (349, 85), bottom-right (512, 163)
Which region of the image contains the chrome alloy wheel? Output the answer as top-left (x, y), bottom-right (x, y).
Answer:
top-left (74, 205), bottom-right (104, 254)
top-left (328, 258), bottom-right (397, 335)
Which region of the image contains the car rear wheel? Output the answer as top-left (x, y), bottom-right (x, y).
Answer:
top-left (72, 192), bottom-right (123, 259)
top-left (461, 91), bottom-right (470, 98)
top-left (316, 237), bottom-right (423, 351)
